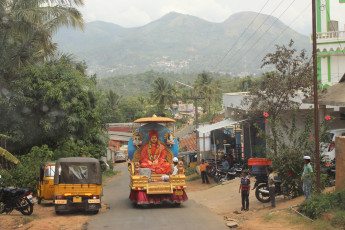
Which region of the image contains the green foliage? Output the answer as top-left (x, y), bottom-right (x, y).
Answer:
top-left (256, 110), bottom-right (331, 198)
top-left (150, 77), bottom-right (176, 114)
top-left (243, 40), bottom-right (313, 120)
top-left (299, 190), bottom-right (345, 219)
top-left (1, 57), bottom-right (107, 155)
top-left (184, 167), bottom-right (196, 176)
top-left (5, 146), bottom-right (54, 190)
top-left (330, 210), bottom-right (345, 228)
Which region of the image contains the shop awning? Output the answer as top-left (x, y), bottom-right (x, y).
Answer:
top-left (196, 119), bottom-right (246, 135)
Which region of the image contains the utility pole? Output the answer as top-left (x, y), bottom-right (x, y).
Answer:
top-left (176, 81), bottom-right (204, 164)
top-left (312, 0), bottom-right (321, 193)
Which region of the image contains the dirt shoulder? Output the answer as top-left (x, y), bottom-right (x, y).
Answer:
top-left (186, 176), bottom-right (335, 230)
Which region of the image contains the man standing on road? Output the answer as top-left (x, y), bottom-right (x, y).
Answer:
top-left (199, 159), bottom-right (210, 184)
top-left (302, 156), bottom-right (313, 199)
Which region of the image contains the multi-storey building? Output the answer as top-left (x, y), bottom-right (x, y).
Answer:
top-left (316, 0), bottom-right (345, 87)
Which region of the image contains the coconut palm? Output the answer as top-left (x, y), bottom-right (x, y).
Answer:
top-left (194, 72), bottom-right (217, 113)
top-left (0, 0), bottom-right (84, 73)
top-left (150, 77), bottom-right (176, 115)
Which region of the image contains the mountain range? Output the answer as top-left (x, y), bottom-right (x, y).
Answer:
top-left (53, 11), bottom-right (312, 77)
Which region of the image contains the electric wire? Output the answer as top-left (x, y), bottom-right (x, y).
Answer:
top-left (229, 0), bottom-right (298, 68)
top-left (212, 0), bottom-right (272, 72)
top-left (214, 0), bottom-right (285, 71)
top-left (248, 2), bottom-right (312, 65)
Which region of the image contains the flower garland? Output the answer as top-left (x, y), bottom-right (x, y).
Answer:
top-left (148, 141), bottom-right (162, 162)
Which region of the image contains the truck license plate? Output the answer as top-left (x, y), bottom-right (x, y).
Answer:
top-left (175, 190), bottom-right (183, 196)
top-left (73, 197), bottom-right (82, 203)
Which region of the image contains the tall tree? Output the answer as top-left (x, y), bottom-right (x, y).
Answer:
top-left (0, 0), bottom-right (84, 75)
top-left (150, 77), bottom-right (176, 115)
top-left (194, 72), bottom-right (217, 113)
top-left (242, 40), bottom-right (313, 155)
top-left (242, 40), bottom-right (313, 120)
top-left (1, 56), bottom-right (106, 154)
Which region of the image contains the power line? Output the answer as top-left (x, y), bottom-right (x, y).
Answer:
top-left (215, 0), bottom-right (285, 71)
top-left (211, 0), bottom-right (272, 72)
top-left (229, 0), bottom-right (298, 68)
top-left (248, 2), bottom-right (312, 65)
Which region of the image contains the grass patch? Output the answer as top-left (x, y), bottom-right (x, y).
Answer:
top-left (263, 212), bottom-right (276, 222)
top-left (185, 167), bottom-right (196, 176)
top-left (21, 214), bottom-right (39, 226)
top-left (102, 170), bottom-right (119, 183)
top-left (186, 175), bottom-right (201, 181)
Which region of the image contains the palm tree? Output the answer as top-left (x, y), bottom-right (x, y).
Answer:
top-left (150, 77), bottom-right (176, 115)
top-left (0, 0), bottom-right (84, 73)
top-left (0, 134), bottom-right (19, 170)
top-left (194, 72), bottom-right (216, 113)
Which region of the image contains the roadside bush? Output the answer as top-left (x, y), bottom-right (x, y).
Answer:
top-left (299, 190), bottom-right (345, 219)
top-left (330, 210), bottom-right (345, 228)
top-left (256, 110), bottom-right (331, 198)
top-left (6, 145), bottom-right (54, 191)
top-left (185, 167), bottom-right (196, 176)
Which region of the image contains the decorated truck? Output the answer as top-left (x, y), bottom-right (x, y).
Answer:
top-left (128, 115), bottom-right (188, 206)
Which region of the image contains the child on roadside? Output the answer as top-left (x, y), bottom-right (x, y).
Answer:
top-left (267, 167), bottom-right (275, 209)
top-left (239, 170), bottom-right (250, 211)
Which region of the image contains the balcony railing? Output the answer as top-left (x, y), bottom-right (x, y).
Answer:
top-left (316, 31), bottom-right (345, 42)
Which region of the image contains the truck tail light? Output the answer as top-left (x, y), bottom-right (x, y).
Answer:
top-left (56, 195), bottom-right (65, 199)
top-left (64, 193), bottom-right (72, 196)
top-left (92, 195), bottom-right (99, 199)
top-left (176, 186), bottom-right (183, 190)
top-left (136, 187), bottom-right (144, 190)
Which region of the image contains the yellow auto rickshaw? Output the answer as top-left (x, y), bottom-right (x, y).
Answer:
top-left (53, 157), bottom-right (102, 214)
top-left (37, 162), bottom-right (56, 204)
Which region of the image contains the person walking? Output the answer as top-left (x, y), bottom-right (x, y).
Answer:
top-left (302, 156), bottom-right (313, 199)
top-left (267, 167), bottom-right (275, 209)
top-left (199, 159), bottom-right (210, 184)
top-left (239, 170), bottom-right (250, 211)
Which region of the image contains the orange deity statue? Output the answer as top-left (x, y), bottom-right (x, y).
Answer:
top-left (140, 129), bottom-right (172, 174)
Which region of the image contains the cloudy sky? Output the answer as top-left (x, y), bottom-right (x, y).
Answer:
top-left (79, 0), bottom-right (345, 35)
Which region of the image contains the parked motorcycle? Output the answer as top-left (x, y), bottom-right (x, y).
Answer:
top-left (0, 175), bottom-right (34, 215)
top-left (253, 175), bottom-right (282, 203)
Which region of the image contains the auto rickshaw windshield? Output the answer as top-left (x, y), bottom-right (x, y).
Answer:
top-left (54, 158), bottom-right (102, 185)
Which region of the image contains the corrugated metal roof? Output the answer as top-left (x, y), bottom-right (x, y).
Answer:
top-left (196, 119), bottom-right (246, 134)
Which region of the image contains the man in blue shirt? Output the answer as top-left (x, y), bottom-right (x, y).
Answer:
top-left (302, 156), bottom-right (313, 199)
top-left (221, 157), bottom-right (230, 170)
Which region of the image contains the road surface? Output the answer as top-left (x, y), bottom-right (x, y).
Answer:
top-left (86, 164), bottom-right (228, 230)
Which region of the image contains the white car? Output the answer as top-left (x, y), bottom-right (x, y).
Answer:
top-left (322, 129), bottom-right (345, 161)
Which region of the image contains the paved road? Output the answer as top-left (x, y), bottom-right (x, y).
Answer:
top-left (86, 164), bottom-right (228, 230)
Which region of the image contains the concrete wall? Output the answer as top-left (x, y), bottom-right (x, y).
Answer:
top-left (335, 136), bottom-right (345, 191)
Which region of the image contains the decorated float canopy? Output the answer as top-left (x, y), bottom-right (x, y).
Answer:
top-left (133, 115), bottom-right (176, 123)
top-left (128, 115), bottom-right (178, 161)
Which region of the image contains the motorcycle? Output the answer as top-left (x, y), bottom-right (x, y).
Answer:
top-left (253, 175), bottom-right (282, 203)
top-left (213, 165), bottom-right (243, 183)
top-left (0, 175), bottom-right (34, 215)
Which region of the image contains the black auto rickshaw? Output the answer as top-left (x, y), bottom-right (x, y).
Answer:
top-left (37, 162), bottom-right (56, 204)
top-left (53, 157), bottom-right (102, 214)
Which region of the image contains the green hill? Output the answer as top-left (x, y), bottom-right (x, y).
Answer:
top-left (53, 11), bottom-right (311, 77)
